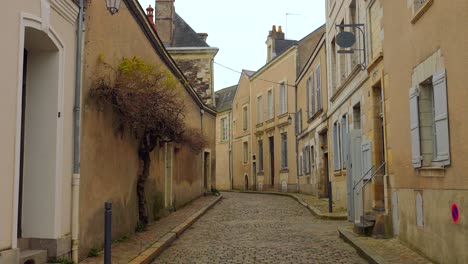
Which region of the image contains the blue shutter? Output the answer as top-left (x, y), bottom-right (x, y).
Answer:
top-left (409, 86), bottom-right (422, 168)
top-left (432, 69), bottom-right (450, 166)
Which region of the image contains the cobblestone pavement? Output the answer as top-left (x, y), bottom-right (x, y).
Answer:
top-left (153, 192), bottom-right (368, 264)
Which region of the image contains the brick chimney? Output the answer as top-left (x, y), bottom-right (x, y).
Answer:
top-left (266, 25), bottom-right (285, 62)
top-left (146, 5), bottom-right (156, 30)
top-left (155, 0), bottom-right (175, 45)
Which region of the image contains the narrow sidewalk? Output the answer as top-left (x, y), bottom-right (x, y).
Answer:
top-left (339, 225), bottom-right (433, 264)
top-left (80, 194), bottom-right (221, 264)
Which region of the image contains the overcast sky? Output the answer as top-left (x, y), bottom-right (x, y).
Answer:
top-left (138, 0), bottom-right (326, 91)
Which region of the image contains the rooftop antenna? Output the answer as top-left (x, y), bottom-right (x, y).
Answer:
top-left (286, 13), bottom-right (301, 39)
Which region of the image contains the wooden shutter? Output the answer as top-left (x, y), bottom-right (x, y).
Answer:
top-left (341, 115), bottom-right (349, 169)
top-left (316, 65), bottom-right (322, 111)
top-left (409, 86), bottom-right (422, 168)
top-left (306, 79), bottom-right (310, 118)
top-left (310, 74), bottom-right (315, 116)
top-left (432, 69), bottom-right (450, 166)
top-left (333, 122), bottom-right (340, 171)
top-left (362, 141), bottom-right (372, 180)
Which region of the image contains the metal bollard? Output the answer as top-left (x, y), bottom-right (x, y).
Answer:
top-left (328, 182), bottom-right (333, 213)
top-left (104, 201), bottom-right (112, 264)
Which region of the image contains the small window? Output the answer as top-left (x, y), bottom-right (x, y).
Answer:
top-left (243, 106), bottom-right (248, 130)
top-left (333, 121), bottom-right (341, 171)
top-left (257, 96), bottom-right (263, 124)
top-left (243, 142), bottom-right (249, 164)
top-left (307, 73), bottom-right (315, 118)
top-left (353, 103), bottom-right (361, 130)
top-left (316, 64), bottom-right (322, 111)
top-left (267, 90), bottom-right (274, 119)
top-left (279, 82), bottom-right (287, 115)
top-left (258, 140), bottom-right (264, 172)
top-left (281, 133), bottom-right (288, 169)
top-left (220, 117), bottom-right (228, 142)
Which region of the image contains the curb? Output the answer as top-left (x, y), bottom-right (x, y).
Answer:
top-left (228, 190), bottom-right (347, 220)
top-left (129, 195), bottom-right (223, 264)
top-left (338, 227), bottom-right (388, 264)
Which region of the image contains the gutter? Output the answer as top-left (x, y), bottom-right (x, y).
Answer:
top-left (295, 84), bottom-right (300, 193)
top-left (72, 0), bottom-right (84, 262)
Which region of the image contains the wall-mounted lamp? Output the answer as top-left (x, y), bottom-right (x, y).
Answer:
top-left (287, 115), bottom-right (293, 125)
top-left (105, 0), bottom-right (122, 15)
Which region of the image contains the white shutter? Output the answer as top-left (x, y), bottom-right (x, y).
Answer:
top-left (409, 86), bottom-right (422, 168)
top-left (432, 69), bottom-right (450, 166)
top-left (333, 122), bottom-right (339, 171)
top-left (362, 141), bottom-right (372, 180)
top-left (310, 74), bottom-right (315, 116)
top-left (306, 79), bottom-right (310, 118)
top-left (341, 115), bottom-right (349, 169)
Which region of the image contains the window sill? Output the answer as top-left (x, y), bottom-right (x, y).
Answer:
top-left (330, 65), bottom-right (361, 102)
top-left (256, 122), bottom-right (263, 128)
top-left (280, 168), bottom-right (289, 173)
top-left (411, 0), bottom-right (434, 24)
top-left (307, 109), bottom-right (324, 124)
top-left (257, 171), bottom-right (264, 176)
top-left (266, 118), bottom-right (275, 124)
top-left (278, 112), bottom-right (289, 119)
top-left (417, 166), bottom-right (445, 177)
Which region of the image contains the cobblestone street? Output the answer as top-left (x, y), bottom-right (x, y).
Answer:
top-left (153, 192), bottom-right (367, 264)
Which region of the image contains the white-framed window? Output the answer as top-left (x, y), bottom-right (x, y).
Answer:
top-left (304, 145), bottom-right (311, 174)
top-left (267, 89), bottom-right (274, 120)
top-left (281, 133), bottom-right (288, 169)
top-left (295, 109), bottom-right (303, 135)
top-left (316, 64), bottom-right (322, 111)
top-left (410, 69), bottom-right (450, 168)
top-left (243, 105), bottom-right (248, 130)
top-left (340, 114), bottom-right (349, 168)
top-left (220, 117), bottom-right (228, 142)
top-left (307, 73), bottom-right (315, 118)
top-left (257, 95), bottom-right (263, 124)
top-left (279, 82), bottom-right (287, 115)
top-left (299, 153), bottom-right (304, 176)
top-left (243, 141), bottom-right (249, 164)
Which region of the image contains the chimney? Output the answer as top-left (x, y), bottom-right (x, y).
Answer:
top-left (266, 25), bottom-right (285, 62)
top-left (146, 5), bottom-right (155, 29)
top-left (155, 0), bottom-right (175, 45)
top-left (197, 33), bottom-right (208, 42)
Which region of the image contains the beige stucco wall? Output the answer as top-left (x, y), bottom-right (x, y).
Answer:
top-left (0, 0), bottom-right (78, 256)
top-left (383, 0), bottom-right (468, 261)
top-left (79, 1), bottom-right (214, 259)
top-left (250, 48), bottom-right (298, 191)
top-left (215, 111), bottom-right (232, 190)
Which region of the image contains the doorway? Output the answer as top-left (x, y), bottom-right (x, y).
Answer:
top-left (203, 151), bottom-right (211, 191)
top-left (18, 27), bottom-right (62, 239)
top-left (269, 136), bottom-right (275, 186)
top-left (244, 175), bottom-right (249, 191)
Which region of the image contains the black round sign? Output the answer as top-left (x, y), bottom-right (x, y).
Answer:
top-left (336, 31), bottom-right (356, 48)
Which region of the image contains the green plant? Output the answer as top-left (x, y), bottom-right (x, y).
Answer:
top-left (87, 247), bottom-right (99, 258)
top-left (211, 187), bottom-right (220, 196)
top-left (48, 256), bottom-right (74, 264)
top-left (117, 235), bottom-right (130, 242)
top-left (135, 221), bottom-right (147, 233)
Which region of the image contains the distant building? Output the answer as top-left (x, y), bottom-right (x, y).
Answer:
top-left (149, 0), bottom-right (219, 106)
top-left (215, 85), bottom-right (237, 190)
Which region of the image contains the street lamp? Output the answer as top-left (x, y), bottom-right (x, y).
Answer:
top-left (287, 115), bottom-right (293, 125)
top-left (105, 0), bottom-right (122, 15)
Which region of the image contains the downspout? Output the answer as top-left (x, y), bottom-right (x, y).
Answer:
top-left (295, 84), bottom-right (300, 193)
top-left (229, 111), bottom-right (233, 190)
top-left (72, 0), bottom-right (84, 262)
top-left (200, 108), bottom-right (204, 192)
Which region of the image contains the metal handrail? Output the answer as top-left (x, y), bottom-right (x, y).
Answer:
top-left (356, 161), bottom-right (386, 194)
top-left (353, 165), bottom-right (375, 191)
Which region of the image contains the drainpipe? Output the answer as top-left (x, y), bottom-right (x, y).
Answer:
top-left (200, 108), bottom-right (204, 192)
top-left (72, 0), bottom-right (84, 262)
top-left (229, 111), bottom-right (233, 190)
top-left (295, 84), bottom-right (299, 193)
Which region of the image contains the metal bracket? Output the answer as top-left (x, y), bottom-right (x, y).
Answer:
top-left (335, 23), bottom-right (367, 71)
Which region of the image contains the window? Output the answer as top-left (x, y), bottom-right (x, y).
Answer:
top-left (333, 121), bottom-right (341, 171)
top-left (295, 109), bottom-right (302, 135)
top-left (414, 0), bottom-right (427, 11)
top-left (279, 82), bottom-right (287, 115)
top-left (281, 133), bottom-right (288, 169)
top-left (267, 90), bottom-right (274, 119)
top-left (410, 69), bottom-right (450, 168)
top-left (349, 0), bottom-right (359, 65)
top-left (311, 145), bottom-right (315, 168)
top-left (316, 64), bottom-right (322, 111)
top-left (243, 106), bottom-right (248, 130)
top-left (258, 140), bottom-right (264, 172)
top-left (220, 117), bottom-right (228, 142)
top-left (307, 73), bottom-right (315, 118)
top-left (299, 154), bottom-right (303, 176)
top-left (304, 145), bottom-right (311, 174)
top-left (331, 38), bottom-right (338, 92)
top-left (353, 103), bottom-right (361, 130)
top-left (257, 96), bottom-right (263, 124)
top-left (243, 142), bottom-right (249, 164)
top-left (341, 114), bottom-right (349, 168)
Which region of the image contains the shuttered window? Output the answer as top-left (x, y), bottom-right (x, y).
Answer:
top-left (341, 114), bottom-right (349, 169)
top-left (333, 121), bottom-right (341, 171)
top-left (257, 96), bottom-right (263, 124)
top-left (267, 90), bottom-right (274, 119)
top-left (316, 64), bottom-right (322, 111)
top-left (221, 117), bottom-right (228, 142)
top-left (409, 69), bottom-right (450, 168)
top-left (279, 82), bottom-right (288, 115)
top-left (258, 140), bottom-right (264, 171)
top-left (243, 106), bottom-right (248, 130)
top-left (281, 133), bottom-right (288, 169)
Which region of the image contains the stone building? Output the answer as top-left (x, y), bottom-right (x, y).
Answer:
top-left (296, 28), bottom-right (328, 196)
top-left (0, 0), bottom-right (81, 263)
top-left (215, 85), bottom-right (237, 190)
top-left (151, 0), bottom-right (219, 106)
top-left (383, 0), bottom-right (468, 262)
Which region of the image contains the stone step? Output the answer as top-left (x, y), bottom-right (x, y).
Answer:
top-left (20, 250), bottom-right (47, 264)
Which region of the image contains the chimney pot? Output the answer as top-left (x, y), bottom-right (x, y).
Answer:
top-left (146, 5), bottom-right (154, 24)
top-left (272, 25), bottom-right (277, 32)
top-left (278, 25), bottom-right (283, 33)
